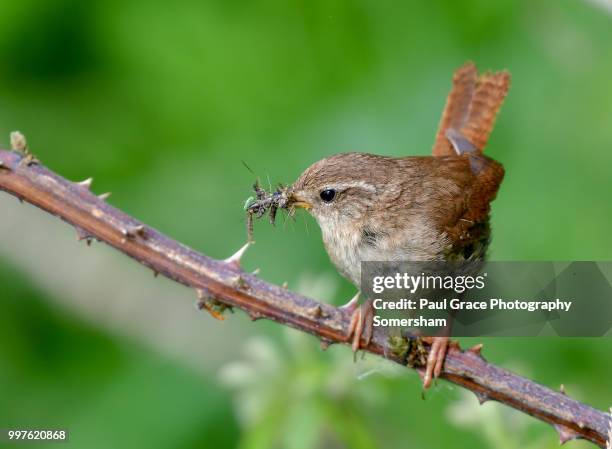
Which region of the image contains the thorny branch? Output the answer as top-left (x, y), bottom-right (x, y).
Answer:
top-left (0, 147), bottom-right (610, 448)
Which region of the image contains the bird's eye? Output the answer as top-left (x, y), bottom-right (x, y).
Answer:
top-left (319, 189), bottom-right (336, 203)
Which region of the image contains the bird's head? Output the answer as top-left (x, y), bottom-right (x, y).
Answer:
top-left (288, 153), bottom-right (394, 229)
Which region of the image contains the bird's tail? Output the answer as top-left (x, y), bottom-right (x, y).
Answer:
top-left (432, 62), bottom-right (510, 157)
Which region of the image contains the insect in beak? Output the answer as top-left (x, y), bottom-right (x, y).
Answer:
top-left (245, 181), bottom-right (291, 241)
top-left (244, 182), bottom-right (315, 242)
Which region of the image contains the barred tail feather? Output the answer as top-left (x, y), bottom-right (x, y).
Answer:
top-left (461, 71), bottom-right (511, 152)
top-left (432, 62), bottom-right (477, 157)
top-left (432, 63), bottom-right (510, 156)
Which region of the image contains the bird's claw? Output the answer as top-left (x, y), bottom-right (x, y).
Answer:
top-left (345, 298), bottom-right (374, 354)
top-left (421, 336), bottom-right (450, 389)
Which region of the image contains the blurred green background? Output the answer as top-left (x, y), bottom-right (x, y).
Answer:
top-left (1, 1), bottom-right (611, 448)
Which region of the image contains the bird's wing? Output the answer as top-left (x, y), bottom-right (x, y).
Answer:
top-left (433, 155), bottom-right (505, 254)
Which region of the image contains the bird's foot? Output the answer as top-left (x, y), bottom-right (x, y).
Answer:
top-left (341, 294), bottom-right (375, 353)
top-left (421, 336), bottom-right (448, 389)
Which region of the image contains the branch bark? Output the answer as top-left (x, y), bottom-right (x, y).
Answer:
top-left (0, 148), bottom-right (610, 447)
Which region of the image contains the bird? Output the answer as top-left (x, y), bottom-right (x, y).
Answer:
top-left (281, 62), bottom-right (510, 388)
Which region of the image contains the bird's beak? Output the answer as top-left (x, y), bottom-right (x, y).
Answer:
top-left (292, 200), bottom-right (312, 210)
top-left (289, 192), bottom-right (312, 210)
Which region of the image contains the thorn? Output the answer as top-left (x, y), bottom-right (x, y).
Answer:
top-left (281, 281), bottom-right (288, 289)
top-left (309, 304), bottom-right (322, 318)
top-left (132, 225), bottom-right (146, 236)
top-left (75, 226), bottom-right (93, 245)
top-left (320, 338), bottom-right (332, 351)
top-left (77, 177), bottom-right (93, 189)
top-left (98, 192), bottom-right (111, 201)
top-left (225, 242), bottom-right (252, 267)
top-left (308, 304), bottom-right (329, 319)
top-left (554, 424), bottom-right (579, 445)
top-left (233, 275), bottom-right (249, 291)
top-left (196, 289), bottom-right (207, 300)
top-left (468, 343), bottom-right (484, 356)
top-left (22, 154), bottom-right (39, 166)
top-left (252, 268), bottom-right (260, 275)
top-left (560, 384), bottom-right (566, 395)
top-left (153, 270), bottom-right (159, 278)
top-left (247, 311), bottom-right (263, 321)
top-left (474, 391), bottom-right (489, 405)
top-left (121, 224), bottom-right (146, 241)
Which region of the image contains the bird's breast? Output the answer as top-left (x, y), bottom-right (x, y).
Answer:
top-left (319, 222), bottom-right (363, 286)
top-left (319, 221), bottom-right (399, 287)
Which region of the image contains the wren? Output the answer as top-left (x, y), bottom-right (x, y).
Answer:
top-left (250, 62), bottom-right (510, 388)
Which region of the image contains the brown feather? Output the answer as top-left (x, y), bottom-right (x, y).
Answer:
top-left (461, 71), bottom-right (511, 152)
top-left (432, 62), bottom-right (477, 157)
top-left (432, 63), bottom-right (510, 156)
